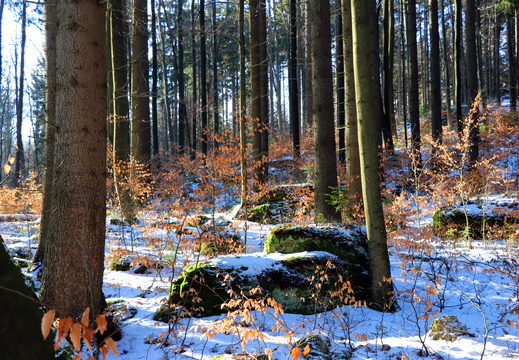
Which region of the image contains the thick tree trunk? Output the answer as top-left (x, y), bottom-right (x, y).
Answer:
top-left (40, 0), bottom-right (107, 321)
top-left (351, 0), bottom-right (395, 312)
top-left (309, 0), bottom-right (340, 223)
top-left (382, 0), bottom-right (396, 147)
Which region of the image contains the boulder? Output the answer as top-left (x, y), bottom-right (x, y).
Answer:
top-left (428, 315), bottom-right (473, 341)
top-left (292, 334), bottom-right (332, 360)
top-left (0, 236), bottom-right (55, 359)
top-left (154, 251), bottom-right (363, 319)
top-left (433, 196), bottom-right (519, 240)
top-left (236, 184), bottom-right (313, 224)
top-left (264, 224), bottom-right (370, 300)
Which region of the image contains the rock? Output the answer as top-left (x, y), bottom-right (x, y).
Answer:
top-left (292, 334), bottom-right (332, 360)
top-left (264, 224), bottom-right (371, 301)
top-left (0, 236), bottom-right (55, 359)
top-left (154, 251), bottom-right (363, 319)
top-left (236, 184), bottom-right (313, 224)
top-left (428, 315), bottom-right (473, 341)
top-left (433, 196), bottom-right (519, 240)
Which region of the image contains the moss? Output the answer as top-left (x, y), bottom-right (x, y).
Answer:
top-left (292, 334), bottom-right (332, 360)
top-left (429, 315), bottom-right (468, 341)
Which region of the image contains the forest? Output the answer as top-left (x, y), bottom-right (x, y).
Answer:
top-left (0, 0), bottom-right (519, 359)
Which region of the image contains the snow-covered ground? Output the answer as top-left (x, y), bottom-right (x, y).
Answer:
top-left (3, 203), bottom-right (519, 360)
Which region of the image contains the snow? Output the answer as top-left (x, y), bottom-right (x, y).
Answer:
top-left (3, 210), bottom-right (519, 360)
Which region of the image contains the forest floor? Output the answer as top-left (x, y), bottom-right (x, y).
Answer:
top-left (2, 104), bottom-right (519, 360)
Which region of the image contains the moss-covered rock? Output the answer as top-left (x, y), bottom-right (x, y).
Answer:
top-left (429, 315), bottom-right (470, 341)
top-left (155, 251), bottom-right (364, 319)
top-left (433, 196), bottom-right (519, 240)
top-left (0, 236), bottom-right (55, 359)
top-left (292, 334), bottom-right (332, 360)
top-left (236, 184), bottom-right (313, 224)
top-left (264, 225), bottom-right (370, 302)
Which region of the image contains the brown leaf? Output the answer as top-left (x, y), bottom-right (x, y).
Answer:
top-left (81, 307), bottom-right (90, 327)
top-left (96, 314), bottom-right (108, 334)
top-left (303, 344), bottom-right (311, 356)
top-left (41, 309), bottom-right (55, 340)
top-left (104, 336), bottom-right (119, 357)
top-left (291, 347), bottom-right (301, 360)
top-left (55, 317), bottom-right (73, 350)
top-left (69, 322), bottom-right (82, 351)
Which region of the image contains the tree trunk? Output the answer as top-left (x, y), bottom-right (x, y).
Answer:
top-left (336, 6), bottom-right (346, 165)
top-left (382, 0), bottom-right (395, 150)
top-left (508, 16), bottom-right (516, 111)
top-left (200, 0), bottom-right (208, 155)
top-left (108, 0), bottom-right (135, 224)
top-left (430, 0), bottom-right (442, 146)
top-left (455, 0), bottom-right (463, 132)
top-left (14, 0), bottom-right (26, 187)
top-left (178, 0), bottom-right (187, 153)
top-left (342, 0), bottom-right (362, 202)
top-left (212, 0), bottom-right (220, 151)
top-left (131, 0), bottom-right (151, 163)
top-left (40, 0), bottom-right (107, 321)
top-left (250, 0), bottom-right (268, 183)
top-left (351, 0), bottom-right (396, 312)
top-left (289, 0), bottom-right (300, 160)
top-left (407, 0), bottom-right (422, 171)
top-left (309, 0), bottom-right (340, 223)
top-left (465, 0), bottom-right (479, 165)
top-left (151, 0), bottom-right (159, 156)
top-left (239, 0), bottom-right (248, 217)
top-left (441, 0), bottom-right (453, 128)
top-left (35, 0), bottom-right (58, 264)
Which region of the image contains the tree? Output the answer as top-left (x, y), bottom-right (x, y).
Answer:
top-left (178, 0), bottom-right (187, 153)
top-left (200, 0), bottom-right (208, 155)
top-left (430, 0), bottom-right (442, 146)
top-left (309, 0), bottom-right (340, 223)
top-left (288, 0), bottom-right (300, 160)
top-left (108, 0), bottom-right (135, 224)
top-left (34, 0), bottom-right (58, 264)
top-left (455, 0), bottom-right (463, 132)
top-left (131, 0), bottom-right (151, 164)
top-left (13, 0), bottom-right (27, 186)
top-left (465, 0), bottom-right (480, 164)
top-left (407, 0), bottom-right (422, 171)
top-left (342, 0), bottom-right (362, 201)
top-left (351, 0), bottom-right (395, 311)
top-left (249, 0), bottom-right (269, 183)
top-left (507, 14), bottom-right (516, 111)
top-left (40, 0), bottom-right (108, 322)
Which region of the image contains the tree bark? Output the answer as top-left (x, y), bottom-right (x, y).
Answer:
top-left (430, 0), bottom-right (442, 146)
top-left (465, 0), bottom-right (479, 165)
top-left (178, 0), bottom-right (187, 153)
top-left (40, 0), bottom-right (107, 321)
top-left (35, 0), bottom-right (58, 265)
top-left (289, 0), bottom-right (300, 160)
top-left (508, 16), bottom-right (516, 111)
top-left (342, 0), bottom-right (362, 202)
top-left (131, 0), bottom-right (151, 163)
top-left (407, 0), bottom-right (422, 171)
top-left (351, 0), bottom-right (396, 312)
top-left (14, 0), bottom-right (26, 186)
top-left (309, 0), bottom-right (340, 223)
